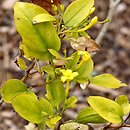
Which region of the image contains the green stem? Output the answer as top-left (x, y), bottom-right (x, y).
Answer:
top-left (65, 80), bottom-right (70, 98)
top-left (50, 59), bottom-right (57, 78)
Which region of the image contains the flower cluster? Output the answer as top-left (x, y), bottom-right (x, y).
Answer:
top-left (60, 69), bottom-right (79, 83)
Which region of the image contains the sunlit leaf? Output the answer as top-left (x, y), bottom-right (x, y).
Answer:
top-left (75, 58), bottom-right (93, 83)
top-left (17, 57), bottom-right (27, 70)
top-left (39, 98), bottom-right (54, 116)
top-left (45, 79), bottom-right (65, 108)
top-left (63, 0), bottom-right (94, 27)
top-left (12, 93), bottom-right (45, 123)
top-left (115, 95), bottom-right (130, 115)
top-left (46, 116), bottom-right (61, 128)
top-left (65, 96), bottom-right (77, 109)
top-left (33, 13), bottom-right (56, 24)
top-left (92, 74), bottom-right (127, 88)
top-left (14, 2), bottom-right (61, 60)
top-left (41, 65), bottom-right (55, 76)
top-left (1, 79), bottom-right (28, 103)
top-left (76, 107), bottom-right (107, 124)
top-left (48, 49), bottom-right (61, 59)
top-left (88, 96), bottom-right (124, 124)
top-left (68, 51), bottom-right (80, 70)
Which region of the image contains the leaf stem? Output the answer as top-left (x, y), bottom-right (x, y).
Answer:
top-left (21, 59), bottom-right (35, 82)
top-left (65, 80), bottom-right (70, 98)
top-left (50, 59), bottom-right (57, 78)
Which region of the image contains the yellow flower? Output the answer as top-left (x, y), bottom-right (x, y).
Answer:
top-left (60, 69), bottom-right (79, 83)
top-left (78, 51), bottom-right (91, 61)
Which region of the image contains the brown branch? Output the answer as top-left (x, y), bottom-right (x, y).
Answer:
top-left (95, 0), bottom-right (122, 45)
top-left (103, 123), bottom-right (130, 130)
top-left (124, 113), bottom-right (130, 123)
top-left (21, 60), bottom-right (35, 82)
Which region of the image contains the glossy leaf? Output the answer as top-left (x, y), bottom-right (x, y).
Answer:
top-left (14, 2), bottom-right (61, 60)
top-left (92, 74), bottom-right (127, 88)
top-left (76, 107), bottom-right (107, 124)
top-left (12, 93), bottom-right (45, 123)
top-left (88, 96), bottom-right (124, 124)
top-left (45, 79), bottom-right (65, 108)
top-left (33, 13), bottom-right (56, 24)
top-left (48, 49), bottom-right (61, 59)
top-left (60, 122), bottom-right (89, 130)
top-left (68, 51), bottom-right (80, 70)
top-left (41, 65), bottom-right (55, 76)
top-left (17, 57), bottom-right (27, 70)
top-left (75, 58), bottom-right (93, 83)
top-left (1, 79), bottom-right (28, 103)
top-left (65, 96), bottom-right (77, 109)
top-left (63, 0), bottom-right (94, 27)
top-left (39, 98), bottom-right (54, 116)
top-left (115, 95), bottom-right (130, 115)
top-left (46, 116), bottom-right (61, 128)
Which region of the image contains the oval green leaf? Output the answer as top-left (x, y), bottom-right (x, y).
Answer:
top-left (115, 95), bottom-right (130, 115)
top-left (91, 74), bottom-right (127, 88)
top-left (14, 2), bottom-right (61, 60)
top-left (68, 51), bottom-right (80, 70)
top-left (63, 0), bottom-right (94, 27)
top-left (39, 98), bottom-right (54, 116)
top-left (76, 107), bottom-right (107, 124)
top-left (45, 79), bottom-right (65, 108)
top-left (65, 96), bottom-right (77, 109)
top-left (75, 58), bottom-right (93, 83)
top-left (33, 13), bottom-right (56, 24)
top-left (12, 93), bottom-right (45, 124)
top-left (41, 65), bottom-right (55, 76)
top-left (1, 79), bottom-right (28, 103)
top-left (46, 116), bottom-right (61, 128)
top-left (88, 96), bottom-right (124, 124)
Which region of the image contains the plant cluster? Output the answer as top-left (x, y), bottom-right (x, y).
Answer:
top-left (0, 0), bottom-right (129, 130)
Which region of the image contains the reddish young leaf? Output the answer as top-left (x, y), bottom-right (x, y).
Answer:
top-left (31, 0), bottom-right (61, 14)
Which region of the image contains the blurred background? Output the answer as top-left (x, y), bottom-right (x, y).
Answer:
top-left (0, 0), bottom-right (130, 129)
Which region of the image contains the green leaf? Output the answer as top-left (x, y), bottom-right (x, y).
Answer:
top-left (115, 95), bottom-right (130, 115)
top-left (41, 65), bottom-right (55, 76)
top-left (1, 79), bottom-right (28, 103)
top-left (48, 49), bottom-right (61, 59)
top-left (68, 51), bottom-right (80, 70)
top-left (92, 74), bottom-right (127, 88)
top-left (63, 0), bottom-right (94, 27)
top-left (17, 58), bottom-right (27, 70)
top-left (75, 58), bottom-right (93, 83)
top-left (33, 13), bottom-right (56, 24)
top-left (76, 107), bottom-right (107, 124)
top-left (12, 93), bottom-right (45, 123)
top-left (88, 96), bottom-right (124, 124)
top-left (46, 116), bottom-right (61, 128)
top-left (60, 122), bottom-right (89, 130)
top-left (65, 96), bottom-right (77, 109)
top-left (14, 2), bottom-right (61, 60)
top-left (45, 79), bottom-right (65, 108)
top-left (39, 98), bottom-right (54, 116)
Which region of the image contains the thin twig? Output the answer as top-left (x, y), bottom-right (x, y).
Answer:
top-left (103, 123), bottom-right (130, 130)
top-left (21, 60), bottom-right (35, 82)
top-left (124, 113), bottom-right (130, 123)
top-left (95, 0), bottom-right (122, 45)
